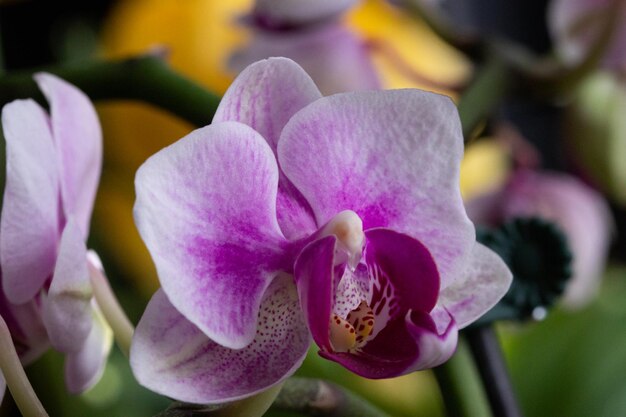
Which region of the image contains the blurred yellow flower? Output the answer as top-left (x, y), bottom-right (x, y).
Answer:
top-left (96, 0), bottom-right (476, 297)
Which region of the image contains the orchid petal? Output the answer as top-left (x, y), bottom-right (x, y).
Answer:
top-left (214, 58), bottom-right (321, 154)
top-left (404, 309), bottom-right (458, 370)
top-left (319, 316), bottom-right (417, 379)
top-left (253, 0), bottom-right (357, 27)
top-left (320, 310), bottom-right (457, 378)
top-left (364, 228), bottom-right (440, 314)
top-left (134, 121), bottom-right (295, 349)
top-left (293, 235), bottom-right (337, 351)
top-left (0, 281), bottom-right (49, 364)
top-left (500, 171), bottom-right (612, 307)
top-left (230, 25), bottom-right (380, 96)
top-left (1, 99), bottom-right (60, 304)
top-left (35, 73), bottom-right (102, 238)
top-left (64, 304), bottom-right (113, 394)
top-left (130, 276), bottom-right (310, 404)
top-left (42, 219), bottom-right (93, 353)
top-left (549, 0), bottom-right (626, 70)
top-left (279, 89), bottom-right (474, 289)
top-left (214, 58), bottom-right (320, 239)
top-left (438, 242), bottom-right (512, 329)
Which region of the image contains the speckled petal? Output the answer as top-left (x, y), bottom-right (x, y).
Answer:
top-left (35, 73), bottom-right (102, 238)
top-left (320, 309), bottom-right (457, 378)
top-left (134, 121), bottom-right (296, 349)
top-left (1, 99), bottom-right (60, 304)
top-left (130, 276), bottom-right (310, 404)
top-left (64, 304), bottom-right (113, 394)
top-left (214, 58), bottom-right (321, 239)
top-left (42, 219), bottom-right (93, 353)
top-left (279, 89), bottom-right (474, 289)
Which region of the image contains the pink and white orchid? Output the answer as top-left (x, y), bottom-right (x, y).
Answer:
top-left (0, 73), bottom-right (112, 397)
top-left (231, 0), bottom-right (380, 95)
top-left (130, 58), bottom-right (512, 404)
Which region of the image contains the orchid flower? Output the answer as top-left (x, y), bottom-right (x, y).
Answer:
top-left (0, 73), bottom-right (112, 397)
top-left (466, 169), bottom-right (613, 308)
top-left (231, 0), bottom-right (380, 95)
top-left (130, 58), bottom-right (512, 404)
top-left (548, 0), bottom-right (626, 70)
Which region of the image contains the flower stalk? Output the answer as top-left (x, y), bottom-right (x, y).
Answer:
top-left (269, 377), bottom-right (392, 417)
top-left (433, 339), bottom-right (492, 417)
top-left (465, 326), bottom-right (523, 417)
top-left (88, 262), bottom-right (134, 357)
top-left (0, 315), bottom-right (48, 417)
top-left (0, 53), bottom-right (221, 127)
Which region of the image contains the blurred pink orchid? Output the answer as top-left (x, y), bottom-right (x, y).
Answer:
top-left (231, 0), bottom-right (380, 95)
top-left (130, 58), bottom-right (512, 404)
top-left (0, 73), bottom-right (112, 397)
top-left (549, 0), bottom-right (626, 70)
top-left (467, 169), bottom-right (613, 308)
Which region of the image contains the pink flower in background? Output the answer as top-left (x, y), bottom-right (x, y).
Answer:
top-left (467, 169), bottom-right (613, 308)
top-left (549, 0), bottom-right (626, 70)
top-left (231, 0), bottom-right (380, 95)
top-left (0, 74), bottom-right (112, 397)
top-left (130, 58), bottom-right (511, 404)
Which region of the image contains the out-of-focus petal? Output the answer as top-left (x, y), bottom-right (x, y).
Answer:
top-left (1, 99), bottom-right (60, 304)
top-left (215, 58), bottom-right (321, 154)
top-left (0, 283), bottom-right (49, 364)
top-left (0, 372), bottom-right (4, 405)
top-left (548, 0), bottom-right (626, 70)
top-left (498, 171), bottom-right (612, 308)
top-left (64, 304), bottom-right (113, 394)
top-left (130, 277), bottom-right (310, 404)
top-left (214, 58), bottom-right (321, 239)
top-left (35, 73), bottom-right (102, 238)
top-left (42, 219), bottom-right (93, 353)
top-left (437, 242), bottom-right (512, 328)
top-left (279, 89), bottom-right (474, 289)
top-left (134, 121), bottom-right (296, 349)
top-left (230, 25), bottom-right (380, 96)
top-left (253, 0), bottom-right (357, 27)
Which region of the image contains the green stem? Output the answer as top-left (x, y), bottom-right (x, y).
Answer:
top-left (0, 53), bottom-right (220, 127)
top-left (88, 262), bottom-right (134, 358)
top-left (155, 383), bottom-right (283, 417)
top-left (0, 315), bottom-right (49, 417)
top-left (465, 326), bottom-right (522, 417)
top-left (457, 52), bottom-right (513, 141)
top-left (269, 377), bottom-right (392, 417)
top-left (433, 338), bottom-right (492, 417)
